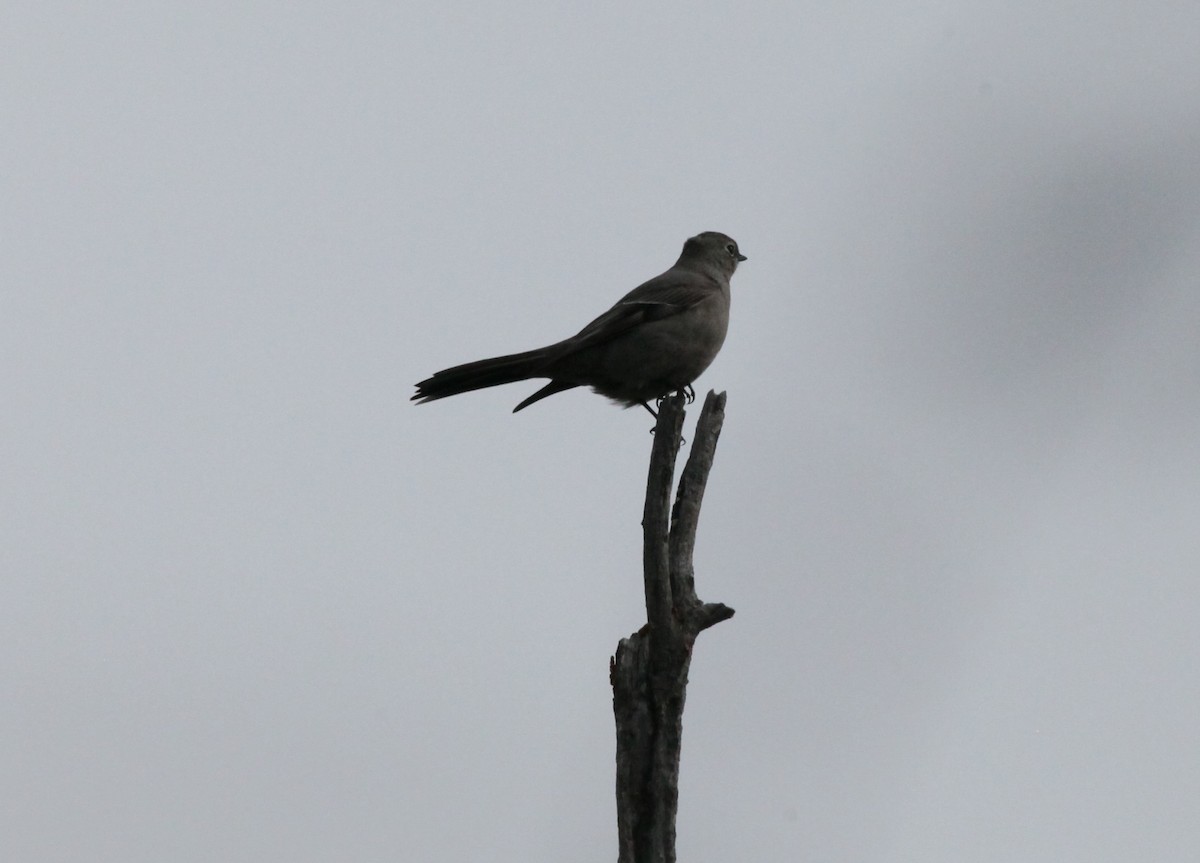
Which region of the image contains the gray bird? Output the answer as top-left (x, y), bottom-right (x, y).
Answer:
top-left (412, 231), bottom-right (745, 416)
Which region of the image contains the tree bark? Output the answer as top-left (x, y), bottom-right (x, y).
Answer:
top-left (611, 391), bottom-right (735, 863)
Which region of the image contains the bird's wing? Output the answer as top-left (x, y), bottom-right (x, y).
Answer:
top-left (547, 272), bottom-right (714, 360)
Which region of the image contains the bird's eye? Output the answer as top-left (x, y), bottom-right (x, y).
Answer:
top-left (725, 243), bottom-right (737, 256)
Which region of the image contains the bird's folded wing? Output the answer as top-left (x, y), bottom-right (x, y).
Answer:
top-left (546, 276), bottom-right (714, 360)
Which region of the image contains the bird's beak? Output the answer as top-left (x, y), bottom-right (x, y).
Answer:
top-left (736, 252), bottom-right (748, 262)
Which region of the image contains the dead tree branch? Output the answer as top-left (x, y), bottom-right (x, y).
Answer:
top-left (611, 390), bottom-right (734, 863)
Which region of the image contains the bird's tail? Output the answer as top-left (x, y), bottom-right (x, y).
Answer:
top-left (412, 348), bottom-right (550, 404)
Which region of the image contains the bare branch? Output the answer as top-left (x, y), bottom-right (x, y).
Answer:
top-left (669, 391), bottom-right (727, 611)
top-left (613, 390), bottom-right (734, 863)
top-left (641, 394), bottom-right (685, 640)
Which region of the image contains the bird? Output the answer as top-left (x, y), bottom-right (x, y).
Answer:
top-left (412, 231), bottom-right (745, 416)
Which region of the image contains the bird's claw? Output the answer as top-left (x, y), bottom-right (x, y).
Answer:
top-left (648, 426), bottom-right (686, 445)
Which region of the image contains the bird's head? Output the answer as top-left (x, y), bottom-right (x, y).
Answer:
top-left (681, 231), bottom-right (747, 276)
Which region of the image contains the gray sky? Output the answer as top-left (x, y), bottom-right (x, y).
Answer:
top-left (4, 3), bottom-right (1199, 861)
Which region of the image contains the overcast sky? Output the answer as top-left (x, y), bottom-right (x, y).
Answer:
top-left (4, 3), bottom-right (1200, 861)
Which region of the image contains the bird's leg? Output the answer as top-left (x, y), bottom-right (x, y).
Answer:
top-left (646, 396), bottom-right (688, 444)
top-left (641, 402), bottom-right (659, 435)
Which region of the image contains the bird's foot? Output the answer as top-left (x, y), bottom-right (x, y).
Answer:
top-left (683, 385), bottom-right (695, 404)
